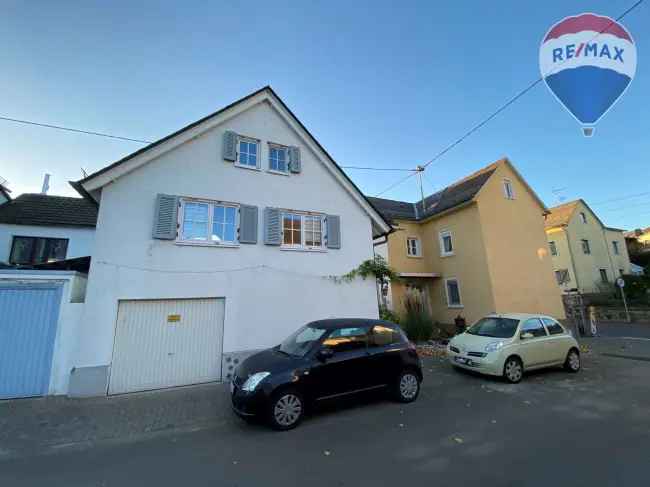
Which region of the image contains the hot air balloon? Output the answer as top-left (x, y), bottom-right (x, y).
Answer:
top-left (539, 13), bottom-right (637, 136)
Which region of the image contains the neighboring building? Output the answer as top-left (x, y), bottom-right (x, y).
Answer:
top-left (545, 199), bottom-right (631, 293)
top-left (67, 86), bottom-right (390, 396)
top-left (0, 182), bottom-right (11, 205)
top-left (0, 193), bottom-right (97, 265)
top-left (370, 158), bottom-right (564, 325)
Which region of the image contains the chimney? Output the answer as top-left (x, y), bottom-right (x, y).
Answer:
top-left (41, 174), bottom-right (51, 195)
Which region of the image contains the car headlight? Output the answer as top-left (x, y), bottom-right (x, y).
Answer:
top-left (241, 372), bottom-right (271, 392)
top-left (484, 341), bottom-right (504, 353)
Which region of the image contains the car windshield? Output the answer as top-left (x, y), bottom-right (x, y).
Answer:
top-left (279, 324), bottom-right (327, 357)
top-left (466, 317), bottom-right (519, 338)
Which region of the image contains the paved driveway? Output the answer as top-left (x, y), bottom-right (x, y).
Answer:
top-left (3, 329), bottom-right (650, 487)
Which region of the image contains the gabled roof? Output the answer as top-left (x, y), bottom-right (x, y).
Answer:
top-left (73, 86), bottom-right (390, 236)
top-left (544, 200), bottom-right (580, 229)
top-left (0, 193), bottom-right (97, 227)
top-left (368, 159), bottom-right (507, 223)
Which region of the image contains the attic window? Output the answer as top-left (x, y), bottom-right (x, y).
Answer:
top-left (236, 137), bottom-right (260, 169)
top-left (503, 179), bottom-right (515, 200)
top-left (580, 212), bottom-right (587, 224)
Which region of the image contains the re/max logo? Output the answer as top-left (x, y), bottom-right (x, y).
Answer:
top-left (552, 43), bottom-right (625, 63)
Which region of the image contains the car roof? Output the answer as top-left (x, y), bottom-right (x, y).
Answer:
top-left (308, 318), bottom-right (394, 330)
top-left (484, 312), bottom-right (554, 321)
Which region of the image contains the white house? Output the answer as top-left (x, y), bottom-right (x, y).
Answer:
top-left (0, 193), bottom-right (96, 266)
top-left (68, 86), bottom-right (390, 396)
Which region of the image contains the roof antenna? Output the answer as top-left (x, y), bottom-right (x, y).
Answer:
top-left (416, 165), bottom-right (425, 215)
top-left (41, 173), bottom-right (51, 195)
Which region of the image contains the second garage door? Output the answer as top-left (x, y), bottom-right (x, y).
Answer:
top-left (109, 298), bottom-right (224, 395)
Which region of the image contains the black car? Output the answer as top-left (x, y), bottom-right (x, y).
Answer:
top-left (231, 318), bottom-right (423, 430)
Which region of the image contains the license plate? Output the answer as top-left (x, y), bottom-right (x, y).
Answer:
top-left (454, 356), bottom-right (467, 364)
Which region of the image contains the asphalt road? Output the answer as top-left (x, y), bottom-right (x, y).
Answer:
top-left (3, 325), bottom-right (650, 487)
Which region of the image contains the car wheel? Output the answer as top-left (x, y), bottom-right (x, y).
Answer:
top-left (395, 370), bottom-right (420, 403)
top-left (564, 348), bottom-right (581, 373)
top-left (503, 357), bottom-right (523, 383)
top-left (268, 389), bottom-right (304, 431)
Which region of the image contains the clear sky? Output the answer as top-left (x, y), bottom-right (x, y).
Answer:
top-left (0, 0), bottom-right (647, 230)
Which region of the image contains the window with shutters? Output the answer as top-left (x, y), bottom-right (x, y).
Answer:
top-left (236, 136), bottom-right (260, 169)
top-left (281, 211), bottom-right (325, 251)
top-left (268, 144), bottom-right (288, 174)
top-left (178, 198), bottom-right (239, 246)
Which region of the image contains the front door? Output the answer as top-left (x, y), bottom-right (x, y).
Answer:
top-left (518, 318), bottom-right (550, 368)
top-left (310, 326), bottom-right (371, 400)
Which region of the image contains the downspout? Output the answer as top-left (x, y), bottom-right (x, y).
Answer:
top-left (601, 227), bottom-right (618, 281)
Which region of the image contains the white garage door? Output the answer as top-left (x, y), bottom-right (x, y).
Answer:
top-left (109, 298), bottom-right (224, 395)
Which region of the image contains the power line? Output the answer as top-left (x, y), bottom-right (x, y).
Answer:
top-left (340, 165), bottom-right (415, 172)
top-left (374, 171), bottom-right (418, 197)
top-left (0, 115), bottom-right (153, 144)
top-left (593, 191), bottom-right (650, 206)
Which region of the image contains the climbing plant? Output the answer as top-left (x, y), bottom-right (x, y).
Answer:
top-left (338, 255), bottom-right (400, 284)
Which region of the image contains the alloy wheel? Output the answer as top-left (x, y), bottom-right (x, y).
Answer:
top-left (568, 351), bottom-right (580, 371)
top-left (399, 373), bottom-right (419, 400)
top-left (273, 393), bottom-right (302, 427)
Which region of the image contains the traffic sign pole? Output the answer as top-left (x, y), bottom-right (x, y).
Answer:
top-left (617, 278), bottom-right (631, 323)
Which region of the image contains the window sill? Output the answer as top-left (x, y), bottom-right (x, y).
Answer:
top-left (175, 240), bottom-right (240, 248)
top-left (447, 304), bottom-right (464, 309)
top-left (440, 252), bottom-right (455, 258)
top-left (406, 254), bottom-right (423, 259)
top-left (267, 169), bottom-right (290, 176)
top-left (235, 163), bottom-right (262, 171)
top-left (280, 246), bottom-right (327, 253)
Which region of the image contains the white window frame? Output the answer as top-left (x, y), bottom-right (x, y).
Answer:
top-left (439, 230), bottom-right (454, 257)
top-left (235, 136), bottom-right (261, 170)
top-left (267, 143), bottom-right (289, 175)
top-left (579, 212), bottom-right (587, 224)
top-left (612, 240), bottom-right (620, 255)
top-left (406, 237), bottom-right (422, 257)
top-left (581, 239), bottom-right (591, 254)
top-left (280, 210), bottom-right (326, 252)
top-left (444, 278), bottom-right (463, 308)
top-left (549, 241), bottom-right (558, 256)
top-left (177, 197), bottom-right (240, 247)
top-left (503, 178), bottom-right (515, 200)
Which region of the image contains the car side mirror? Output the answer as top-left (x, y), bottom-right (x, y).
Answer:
top-left (520, 332), bottom-right (534, 340)
top-left (317, 348), bottom-right (334, 361)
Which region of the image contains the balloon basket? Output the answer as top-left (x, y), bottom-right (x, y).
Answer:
top-left (582, 127), bottom-right (594, 137)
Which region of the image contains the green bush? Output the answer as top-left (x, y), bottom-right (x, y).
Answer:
top-left (379, 306), bottom-right (400, 324)
top-left (621, 274), bottom-right (650, 302)
top-left (400, 293), bottom-right (433, 342)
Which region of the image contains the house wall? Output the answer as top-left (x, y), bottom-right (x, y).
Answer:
top-left (72, 100), bottom-right (379, 394)
top-left (550, 201), bottom-right (627, 293)
top-left (385, 205), bottom-right (496, 325)
top-left (605, 228), bottom-right (632, 278)
top-left (0, 224), bottom-right (95, 263)
top-left (545, 227), bottom-right (577, 291)
top-left (476, 163), bottom-right (565, 318)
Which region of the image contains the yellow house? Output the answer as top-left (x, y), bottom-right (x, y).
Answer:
top-left (545, 199), bottom-right (632, 293)
top-left (371, 158), bottom-right (565, 325)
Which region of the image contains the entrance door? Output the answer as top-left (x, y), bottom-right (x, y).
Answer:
top-left (109, 298), bottom-right (224, 394)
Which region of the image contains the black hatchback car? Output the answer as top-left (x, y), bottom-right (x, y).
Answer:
top-left (231, 318), bottom-right (423, 430)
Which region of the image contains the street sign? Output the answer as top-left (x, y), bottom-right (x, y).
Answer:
top-left (616, 277), bottom-right (625, 288)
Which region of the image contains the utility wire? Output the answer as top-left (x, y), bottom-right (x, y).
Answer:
top-left (593, 191), bottom-right (650, 206)
top-left (374, 171), bottom-right (419, 198)
top-left (0, 116), bottom-right (153, 144)
top-left (340, 166), bottom-right (415, 171)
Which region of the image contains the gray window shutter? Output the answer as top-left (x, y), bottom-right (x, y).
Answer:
top-left (264, 207), bottom-right (282, 245)
top-left (326, 215), bottom-right (341, 249)
top-left (239, 205), bottom-right (258, 244)
top-left (153, 194), bottom-right (179, 240)
top-left (223, 131), bottom-right (237, 162)
top-left (289, 146), bottom-right (301, 173)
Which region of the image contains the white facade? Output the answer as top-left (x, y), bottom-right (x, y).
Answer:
top-left (0, 223), bottom-right (95, 263)
top-left (70, 89), bottom-right (389, 395)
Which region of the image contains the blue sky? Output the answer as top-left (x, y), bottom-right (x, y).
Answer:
top-left (0, 0), bottom-right (647, 229)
